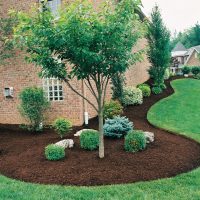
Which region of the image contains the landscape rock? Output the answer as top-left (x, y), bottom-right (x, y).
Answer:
top-left (144, 131), bottom-right (155, 144)
top-left (74, 129), bottom-right (97, 137)
top-left (55, 139), bottom-right (74, 148)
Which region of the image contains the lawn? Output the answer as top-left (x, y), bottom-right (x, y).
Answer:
top-left (148, 78), bottom-right (200, 142)
top-left (1, 78), bottom-right (200, 200)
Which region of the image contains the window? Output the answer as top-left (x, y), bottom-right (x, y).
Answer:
top-left (43, 78), bottom-right (63, 101)
top-left (47, 0), bottom-right (61, 17)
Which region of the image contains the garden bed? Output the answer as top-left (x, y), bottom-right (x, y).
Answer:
top-left (0, 76), bottom-right (200, 186)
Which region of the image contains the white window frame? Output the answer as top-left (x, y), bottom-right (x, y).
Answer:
top-left (43, 78), bottom-right (64, 101)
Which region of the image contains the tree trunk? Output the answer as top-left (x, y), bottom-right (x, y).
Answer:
top-left (98, 108), bottom-right (104, 158)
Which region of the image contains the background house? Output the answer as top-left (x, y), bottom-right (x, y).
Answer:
top-left (0, 0), bottom-right (150, 126)
top-left (171, 42), bottom-right (200, 74)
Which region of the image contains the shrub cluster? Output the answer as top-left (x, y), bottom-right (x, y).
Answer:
top-left (152, 86), bottom-right (162, 95)
top-left (182, 66), bottom-right (191, 75)
top-left (121, 86), bottom-right (143, 106)
top-left (53, 118), bottom-right (72, 138)
top-left (191, 66), bottom-right (200, 77)
top-left (45, 144), bottom-right (65, 161)
top-left (80, 130), bottom-right (99, 151)
top-left (137, 83), bottom-right (151, 97)
top-left (103, 116), bottom-right (133, 138)
top-left (103, 100), bottom-right (123, 119)
top-left (124, 130), bottom-right (147, 153)
top-left (19, 87), bottom-right (50, 132)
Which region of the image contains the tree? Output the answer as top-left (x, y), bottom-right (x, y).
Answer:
top-left (147, 5), bottom-right (170, 91)
top-left (170, 23), bottom-right (200, 50)
top-left (0, 14), bottom-right (17, 65)
top-left (14, 0), bottom-right (144, 158)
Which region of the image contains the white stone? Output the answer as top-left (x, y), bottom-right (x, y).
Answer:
top-left (55, 139), bottom-right (74, 149)
top-left (74, 129), bottom-right (97, 137)
top-left (144, 131), bottom-right (154, 144)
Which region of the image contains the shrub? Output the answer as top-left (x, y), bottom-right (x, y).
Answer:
top-left (152, 86), bottom-right (162, 95)
top-left (137, 84), bottom-right (151, 97)
top-left (80, 130), bottom-right (99, 151)
top-left (19, 87), bottom-right (50, 132)
top-left (111, 73), bottom-right (126, 101)
top-left (124, 130), bottom-right (147, 153)
top-left (53, 118), bottom-right (72, 138)
top-left (121, 86), bottom-right (143, 106)
top-left (103, 100), bottom-right (123, 119)
top-left (191, 66), bottom-right (200, 76)
top-left (164, 68), bottom-right (170, 80)
top-left (160, 83), bottom-right (167, 90)
top-left (182, 66), bottom-right (191, 75)
top-left (45, 144), bottom-right (65, 161)
top-left (103, 116), bottom-right (133, 138)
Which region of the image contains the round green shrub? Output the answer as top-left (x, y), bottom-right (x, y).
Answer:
top-left (80, 130), bottom-right (99, 151)
top-left (124, 130), bottom-right (147, 153)
top-left (45, 144), bottom-right (65, 161)
top-left (137, 84), bottom-right (151, 97)
top-left (182, 66), bottom-right (191, 75)
top-left (103, 100), bottom-right (123, 119)
top-left (191, 66), bottom-right (200, 76)
top-left (160, 83), bottom-right (166, 90)
top-left (103, 116), bottom-right (133, 138)
top-left (152, 86), bottom-right (162, 95)
top-left (121, 86), bottom-right (143, 106)
top-left (53, 118), bottom-right (72, 138)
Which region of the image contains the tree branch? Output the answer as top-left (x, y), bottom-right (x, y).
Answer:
top-left (63, 78), bottom-right (98, 112)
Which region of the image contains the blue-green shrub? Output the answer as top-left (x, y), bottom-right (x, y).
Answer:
top-left (80, 130), bottom-right (99, 151)
top-left (45, 144), bottom-right (65, 161)
top-left (152, 86), bottom-right (162, 94)
top-left (103, 116), bottom-right (133, 138)
top-left (124, 130), bottom-right (147, 152)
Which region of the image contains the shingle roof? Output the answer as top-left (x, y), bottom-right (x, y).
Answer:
top-left (172, 42), bottom-right (187, 52)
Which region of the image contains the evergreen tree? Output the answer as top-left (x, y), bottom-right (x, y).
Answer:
top-left (147, 5), bottom-right (171, 92)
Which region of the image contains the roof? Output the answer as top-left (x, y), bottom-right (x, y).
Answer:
top-left (192, 45), bottom-right (200, 53)
top-left (172, 42), bottom-right (187, 52)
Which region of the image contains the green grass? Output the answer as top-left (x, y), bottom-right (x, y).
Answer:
top-left (1, 78), bottom-right (200, 200)
top-left (148, 78), bottom-right (200, 142)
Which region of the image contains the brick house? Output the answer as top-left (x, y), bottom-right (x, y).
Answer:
top-left (0, 0), bottom-right (150, 126)
top-left (171, 42), bottom-right (200, 74)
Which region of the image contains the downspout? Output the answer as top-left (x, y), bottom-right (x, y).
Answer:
top-left (82, 80), bottom-right (89, 126)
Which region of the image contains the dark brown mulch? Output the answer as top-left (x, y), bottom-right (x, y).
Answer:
top-left (0, 76), bottom-right (200, 186)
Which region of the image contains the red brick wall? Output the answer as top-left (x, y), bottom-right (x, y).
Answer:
top-left (0, 0), bottom-right (150, 126)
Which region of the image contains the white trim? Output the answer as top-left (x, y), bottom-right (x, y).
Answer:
top-left (185, 48), bottom-right (198, 65)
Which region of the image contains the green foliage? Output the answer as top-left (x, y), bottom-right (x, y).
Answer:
top-left (147, 5), bottom-right (171, 89)
top-left (0, 14), bottom-right (18, 64)
top-left (80, 130), bottom-right (99, 151)
top-left (53, 118), bottom-right (72, 138)
top-left (191, 66), bottom-right (200, 76)
top-left (137, 84), bottom-right (151, 97)
top-left (45, 144), bottom-right (65, 161)
top-left (19, 87), bottom-right (50, 132)
top-left (164, 68), bottom-right (170, 80)
top-left (111, 73), bottom-right (126, 101)
top-left (182, 66), bottom-right (191, 75)
top-left (152, 86), bottom-right (162, 95)
top-left (170, 23), bottom-right (200, 50)
top-left (103, 116), bottom-right (133, 138)
top-left (160, 83), bottom-right (167, 90)
top-left (103, 100), bottom-right (123, 119)
top-left (121, 86), bottom-right (143, 106)
top-left (124, 130), bottom-right (146, 152)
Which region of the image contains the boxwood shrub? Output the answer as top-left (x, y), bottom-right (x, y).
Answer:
top-left (137, 84), bottom-right (151, 97)
top-left (152, 86), bottom-right (162, 95)
top-left (103, 116), bottom-right (133, 138)
top-left (80, 130), bottom-right (99, 151)
top-left (103, 100), bottom-right (123, 119)
top-left (45, 144), bottom-right (65, 161)
top-left (124, 130), bottom-right (147, 153)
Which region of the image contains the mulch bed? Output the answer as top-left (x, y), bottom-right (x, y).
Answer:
top-left (0, 76), bottom-right (200, 186)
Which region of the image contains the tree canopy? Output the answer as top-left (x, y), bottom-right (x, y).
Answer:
top-left (14, 0), bottom-right (145, 158)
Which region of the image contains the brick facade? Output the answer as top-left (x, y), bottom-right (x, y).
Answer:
top-left (0, 0), bottom-right (150, 126)
top-left (186, 51), bottom-right (200, 66)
